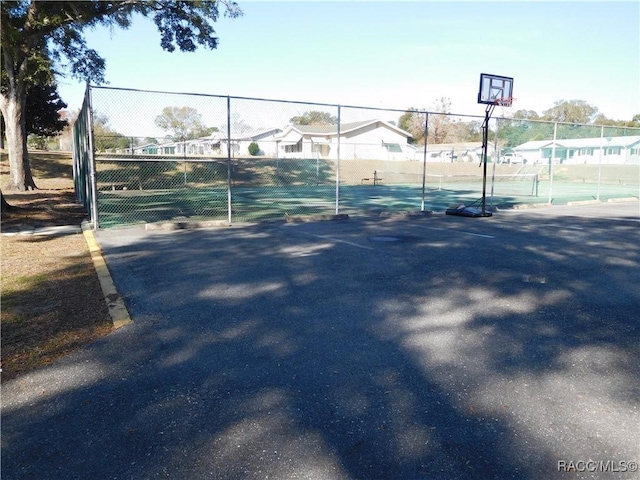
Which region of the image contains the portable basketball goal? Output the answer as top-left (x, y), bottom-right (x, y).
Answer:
top-left (446, 73), bottom-right (513, 218)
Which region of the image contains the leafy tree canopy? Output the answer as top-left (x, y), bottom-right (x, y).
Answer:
top-left (1, 1), bottom-right (243, 86)
top-left (512, 109), bottom-right (540, 120)
top-left (290, 111), bottom-right (338, 126)
top-left (0, 0), bottom-right (242, 191)
top-left (92, 111), bottom-right (129, 151)
top-left (25, 82), bottom-right (68, 137)
top-left (398, 108), bottom-right (423, 145)
top-left (155, 106), bottom-right (214, 140)
top-left (542, 99), bottom-right (598, 124)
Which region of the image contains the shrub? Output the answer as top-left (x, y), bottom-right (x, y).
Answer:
top-left (248, 142), bottom-right (260, 156)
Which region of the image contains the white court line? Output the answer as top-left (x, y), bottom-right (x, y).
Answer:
top-left (300, 232), bottom-right (375, 250)
top-left (457, 231), bottom-right (496, 239)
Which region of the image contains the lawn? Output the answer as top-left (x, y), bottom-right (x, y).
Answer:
top-left (1, 150), bottom-right (113, 382)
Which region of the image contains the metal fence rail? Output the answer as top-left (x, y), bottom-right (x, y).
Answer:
top-left (72, 86), bottom-right (640, 228)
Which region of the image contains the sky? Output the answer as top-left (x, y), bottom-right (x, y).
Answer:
top-left (57, 0), bottom-right (640, 133)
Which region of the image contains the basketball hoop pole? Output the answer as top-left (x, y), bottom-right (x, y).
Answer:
top-left (446, 73), bottom-right (511, 218)
top-left (480, 102), bottom-right (496, 216)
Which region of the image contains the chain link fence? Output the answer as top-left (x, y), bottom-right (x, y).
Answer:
top-left (72, 86), bottom-right (640, 228)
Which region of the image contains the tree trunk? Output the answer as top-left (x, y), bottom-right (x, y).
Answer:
top-left (0, 113), bottom-right (5, 150)
top-left (0, 38), bottom-right (38, 192)
top-left (1, 190), bottom-right (13, 213)
top-left (0, 87), bottom-right (37, 191)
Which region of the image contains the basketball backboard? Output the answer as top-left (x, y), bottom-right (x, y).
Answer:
top-left (478, 73), bottom-right (513, 106)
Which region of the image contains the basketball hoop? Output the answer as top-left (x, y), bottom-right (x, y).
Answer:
top-left (478, 74), bottom-right (514, 107)
top-left (449, 74), bottom-right (514, 217)
top-left (493, 96), bottom-right (513, 108)
top-left (470, 73), bottom-right (514, 217)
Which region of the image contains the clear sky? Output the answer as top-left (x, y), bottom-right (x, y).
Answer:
top-left (57, 0), bottom-right (640, 122)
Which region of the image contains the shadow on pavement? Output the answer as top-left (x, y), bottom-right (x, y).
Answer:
top-left (2, 206), bottom-right (639, 479)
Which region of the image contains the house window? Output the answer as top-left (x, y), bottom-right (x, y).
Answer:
top-left (541, 147), bottom-right (566, 158)
top-left (285, 139), bottom-right (303, 153)
top-left (605, 147), bottom-right (621, 155)
top-left (312, 143), bottom-right (330, 156)
top-left (383, 143), bottom-right (402, 153)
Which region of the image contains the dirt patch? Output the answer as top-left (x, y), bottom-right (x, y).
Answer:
top-left (1, 151), bottom-right (114, 382)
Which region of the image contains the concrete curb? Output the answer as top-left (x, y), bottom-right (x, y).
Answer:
top-left (285, 213), bottom-right (350, 223)
top-left (607, 197), bottom-right (639, 203)
top-left (81, 221), bottom-right (133, 329)
top-left (566, 199), bottom-right (601, 206)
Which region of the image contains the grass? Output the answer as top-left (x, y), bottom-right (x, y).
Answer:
top-left (1, 150), bottom-right (113, 382)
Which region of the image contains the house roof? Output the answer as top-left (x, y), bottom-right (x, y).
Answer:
top-left (515, 135), bottom-right (640, 151)
top-left (276, 119), bottom-right (413, 139)
top-left (514, 140), bottom-right (559, 151)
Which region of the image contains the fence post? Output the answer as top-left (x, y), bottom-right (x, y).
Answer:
top-left (335, 106), bottom-right (341, 215)
top-left (597, 125), bottom-right (604, 201)
top-left (490, 118), bottom-right (499, 208)
top-left (548, 122), bottom-right (557, 204)
top-left (87, 85), bottom-right (100, 229)
top-left (226, 96), bottom-right (232, 224)
top-left (421, 112), bottom-right (428, 211)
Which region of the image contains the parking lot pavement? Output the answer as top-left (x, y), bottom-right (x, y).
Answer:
top-left (2, 202), bottom-right (639, 479)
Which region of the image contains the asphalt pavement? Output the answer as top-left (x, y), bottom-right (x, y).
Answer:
top-left (2, 201), bottom-right (639, 480)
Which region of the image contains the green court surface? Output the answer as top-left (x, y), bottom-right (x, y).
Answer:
top-left (94, 181), bottom-right (638, 228)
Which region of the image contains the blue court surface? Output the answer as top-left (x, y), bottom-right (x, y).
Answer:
top-left (2, 201), bottom-right (639, 479)
top-left (94, 181), bottom-right (638, 228)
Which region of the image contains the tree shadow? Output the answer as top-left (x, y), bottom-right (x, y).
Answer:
top-left (28, 151), bottom-right (75, 180)
top-left (2, 210), bottom-right (638, 479)
top-left (1, 245), bottom-right (112, 382)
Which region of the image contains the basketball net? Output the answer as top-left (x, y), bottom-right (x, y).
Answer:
top-left (494, 96), bottom-right (514, 117)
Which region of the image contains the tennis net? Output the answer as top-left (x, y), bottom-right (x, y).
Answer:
top-left (372, 170), bottom-right (539, 196)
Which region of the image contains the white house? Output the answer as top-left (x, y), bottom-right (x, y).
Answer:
top-left (514, 135), bottom-right (640, 165)
top-left (218, 127), bottom-right (283, 157)
top-left (131, 128), bottom-right (283, 157)
top-left (273, 120), bottom-right (413, 161)
top-left (412, 142), bottom-right (486, 163)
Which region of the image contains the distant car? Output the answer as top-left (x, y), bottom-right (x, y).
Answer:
top-left (500, 152), bottom-right (526, 164)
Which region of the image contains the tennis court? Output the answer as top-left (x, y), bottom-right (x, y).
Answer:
top-left (93, 176), bottom-right (638, 228)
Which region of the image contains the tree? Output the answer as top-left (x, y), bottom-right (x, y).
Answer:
top-left (0, 1), bottom-right (243, 191)
top-left (92, 112), bottom-right (129, 152)
top-left (222, 112), bottom-right (252, 134)
top-left (542, 100), bottom-right (598, 124)
top-left (25, 82), bottom-right (68, 138)
top-left (428, 97), bottom-right (453, 144)
top-left (290, 111), bottom-right (338, 126)
top-left (25, 82), bottom-right (68, 149)
top-left (398, 108), bottom-right (425, 145)
top-left (450, 120), bottom-right (482, 143)
top-left (512, 109), bottom-right (540, 121)
top-left (155, 106), bottom-right (214, 141)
